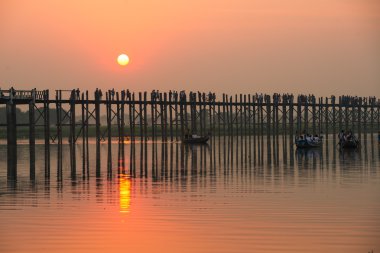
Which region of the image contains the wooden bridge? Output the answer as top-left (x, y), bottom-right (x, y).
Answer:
top-left (1, 87), bottom-right (379, 180)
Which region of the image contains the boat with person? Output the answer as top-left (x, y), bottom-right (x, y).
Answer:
top-left (182, 134), bottom-right (209, 144)
top-left (295, 134), bottom-right (323, 148)
top-left (338, 130), bottom-right (359, 149)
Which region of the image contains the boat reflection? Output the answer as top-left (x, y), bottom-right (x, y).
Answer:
top-left (296, 148), bottom-right (322, 161)
top-left (339, 148), bottom-right (361, 161)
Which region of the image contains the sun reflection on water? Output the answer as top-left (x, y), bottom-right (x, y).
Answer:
top-left (119, 174), bottom-right (131, 213)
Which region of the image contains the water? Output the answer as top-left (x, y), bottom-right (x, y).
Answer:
top-left (0, 135), bottom-right (379, 253)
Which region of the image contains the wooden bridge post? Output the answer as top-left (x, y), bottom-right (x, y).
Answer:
top-left (192, 92), bottom-right (200, 134)
top-left (243, 94), bottom-right (247, 160)
top-left (150, 91), bottom-right (155, 142)
top-left (168, 91), bottom-right (173, 142)
top-left (324, 97), bottom-right (329, 140)
top-left (69, 89), bottom-right (76, 177)
top-left (275, 95), bottom-right (279, 137)
top-left (222, 94), bottom-right (226, 137)
top-left (263, 94), bottom-right (272, 137)
top-left (332, 96), bottom-right (336, 135)
top-left (69, 90), bottom-right (76, 144)
top-left (203, 92), bottom-right (207, 136)
top-left (116, 92), bottom-right (121, 145)
top-left (208, 93), bottom-right (213, 140)
top-left (243, 94), bottom-right (247, 136)
top-left (106, 91), bottom-right (112, 173)
top-left (259, 96), bottom-right (264, 158)
top-left (131, 92), bottom-right (136, 142)
top-left (81, 92), bottom-right (86, 175)
top-left (44, 90), bottom-right (50, 177)
top-left (240, 94), bottom-right (245, 139)
top-left (198, 92), bottom-right (203, 136)
top-left (344, 97), bottom-right (349, 131)
top-left (338, 96), bottom-right (342, 132)
top-left (184, 92), bottom-right (189, 137)
top-left (364, 97), bottom-right (368, 137)
top-left (128, 92), bottom-right (133, 142)
top-left (56, 90), bottom-right (63, 174)
top-left (312, 96), bottom-right (316, 134)
top-left (120, 91), bottom-right (125, 168)
top-left (288, 95), bottom-right (294, 142)
top-left (117, 92), bottom-right (122, 146)
top-left (210, 93), bottom-right (215, 140)
top-left (229, 96), bottom-right (233, 139)
top-left (229, 96), bottom-right (234, 164)
top-left (143, 92), bottom-right (148, 141)
top-left (139, 92), bottom-right (144, 141)
top-left (6, 93), bottom-right (17, 180)
top-left (304, 96), bottom-right (309, 133)
top-left (265, 95), bottom-right (271, 137)
top-left (358, 98), bottom-right (362, 139)
top-left (282, 95), bottom-right (287, 137)
top-left (235, 94), bottom-right (239, 158)
top-left (247, 94), bottom-right (252, 160)
top-left (163, 92), bottom-right (168, 142)
top-left (272, 95), bottom-right (276, 137)
top-left (179, 92), bottom-right (184, 139)
top-left (174, 92), bottom-right (179, 141)
top-left (29, 89), bottom-right (36, 179)
top-left (190, 92), bottom-right (196, 134)
top-left (106, 91), bottom-right (112, 147)
top-left (296, 95), bottom-right (302, 135)
top-left (217, 97), bottom-right (221, 138)
top-left (159, 93), bottom-right (165, 141)
top-left (234, 94), bottom-right (238, 139)
top-left (372, 98), bottom-right (376, 134)
top-left (85, 91), bottom-right (89, 173)
top-left (95, 89), bottom-right (101, 176)
top-left (351, 97), bottom-right (356, 135)
top-left (253, 95), bottom-right (256, 156)
top-left (375, 98), bottom-right (379, 134)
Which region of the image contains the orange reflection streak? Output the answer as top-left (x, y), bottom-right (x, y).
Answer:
top-left (119, 174), bottom-right (131, 213)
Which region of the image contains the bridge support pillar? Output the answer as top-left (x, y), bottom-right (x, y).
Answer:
top-left (29, 96), bottom-right (35, 180)
top-left (7, 101), bottom-right (17, 180)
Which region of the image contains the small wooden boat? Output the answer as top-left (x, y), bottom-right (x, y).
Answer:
top-left (182, 134), bottom-right (209, 144)
top-left (295, 135), bottom-right (323, 148)
top-left (338, 132), bottom-right (359, 149)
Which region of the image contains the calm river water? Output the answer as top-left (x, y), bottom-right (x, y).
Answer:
top-left (0, 135), bottom-right (379, 253)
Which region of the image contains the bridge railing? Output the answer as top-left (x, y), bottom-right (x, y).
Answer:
top-left (0, 88), bottom-right (46, 101)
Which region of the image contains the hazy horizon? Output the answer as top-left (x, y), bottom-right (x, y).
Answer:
top-left (1, 0), bottom-right (379, 97)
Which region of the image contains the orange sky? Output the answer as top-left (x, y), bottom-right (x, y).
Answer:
top-left (0, 0), bottom-right (379, 96)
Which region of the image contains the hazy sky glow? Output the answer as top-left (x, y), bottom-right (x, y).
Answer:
top-left (1, 0), bottom-right (379, 96)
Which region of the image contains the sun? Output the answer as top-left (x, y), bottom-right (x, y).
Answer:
top-left (117, 54), bottom-right (130, 66)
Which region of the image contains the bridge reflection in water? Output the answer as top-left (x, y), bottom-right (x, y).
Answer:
top-left (1, 134), bottom-right (378, 184)
top-left (0, 135), bottom-right (379, 253)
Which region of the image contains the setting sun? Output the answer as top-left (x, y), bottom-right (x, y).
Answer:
top-left (117, 54), bottom-right (129, 66)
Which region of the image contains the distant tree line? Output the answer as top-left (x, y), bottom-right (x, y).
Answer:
top-left (0, 107), bottom-right (69, 125)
